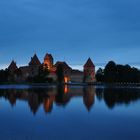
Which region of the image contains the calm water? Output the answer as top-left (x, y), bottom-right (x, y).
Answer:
top-left (0, 85), bottom-right (140, 140)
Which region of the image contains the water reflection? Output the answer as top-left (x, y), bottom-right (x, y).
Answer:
top-left (96, 87), bottom-right (140, 109)
top-left (83, 86), bottom-right (95, 111)
top-left (0, 85), bottom-right (140, 114)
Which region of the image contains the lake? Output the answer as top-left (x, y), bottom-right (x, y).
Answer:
top-left (0, 85), bottom-right (140, 140)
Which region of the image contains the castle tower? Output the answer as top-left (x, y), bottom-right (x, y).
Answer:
top-left (43, 53), bottom-right (54, 70)
top-left (8, 60), bottom-right (18, 73)
top-left (28, 54), bottom-right (41, 77)
top-left (29, 54), bottom-right (41, 66)
top-left (84, 58), bottom-right (95, 83)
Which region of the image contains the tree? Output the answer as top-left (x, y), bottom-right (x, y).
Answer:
top-left (95, 68), bottom-right (104, 82)
top-left (0, 69), bottom-right (9, 83)
top-left (56, 64), bottom-right (64, 83)
top-left (96, 61), bottom-right (140, 83)
top-left (104, 61), bottom-right (117, 83)
top-left (28, 65), bottom-right (50, 83)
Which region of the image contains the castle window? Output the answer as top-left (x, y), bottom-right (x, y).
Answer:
top-left (64, 77), bottom-right (68, 83)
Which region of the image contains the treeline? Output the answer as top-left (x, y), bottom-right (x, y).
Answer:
top-left (96, 61), bottom-right (140, 83)
top-left (96, 87), bottom-right (140, 109)
top-left (0, 69), bottom-right (9, 83)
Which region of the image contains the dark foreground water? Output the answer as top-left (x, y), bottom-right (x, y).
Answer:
top-left (0, 85), bottom-right (140, 140)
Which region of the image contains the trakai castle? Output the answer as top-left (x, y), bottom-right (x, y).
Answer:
top-left (7, 53), bottom-right (95, 83)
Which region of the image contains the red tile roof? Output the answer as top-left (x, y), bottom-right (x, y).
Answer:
top-left (55, 61), bottom-right (72, 70)
top-left (44, 53), bottom-right (53, 60)
top-left (29, 54), bottom-right (41, 66)
top-left (84, 58), bottom-right (95, 68)
top-left (8, 60), bottom-right (18, 71)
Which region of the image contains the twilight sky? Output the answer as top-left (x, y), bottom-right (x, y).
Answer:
top-left (0, 0), bottom-right (140, 69)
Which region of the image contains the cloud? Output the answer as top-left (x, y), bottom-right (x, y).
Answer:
top-left (0, 64), bottom-right (9, 70)
top-left (0, 0), bottom-right (140, 65)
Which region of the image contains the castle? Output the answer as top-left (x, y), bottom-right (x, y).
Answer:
top-left (8, 53), bottom-right (95, 83)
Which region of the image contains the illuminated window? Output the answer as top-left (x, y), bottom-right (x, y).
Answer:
top-left (64, 76), bottom-right (68, 83)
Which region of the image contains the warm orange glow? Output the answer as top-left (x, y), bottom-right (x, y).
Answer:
top-left (64, 76), bottom-right (68, 83)
top-left (43, 97), bottom-right (54, 113)
top-left (44, 99), bottom-right (51, 112)
top-left (64, 77), bottom-right (68, 83)
top-left (44, 60), bottom-right (51, 70)
top-left (43, 55), bottom-right (53, 70)
top-left (64, 85), bottom-right (68, 94)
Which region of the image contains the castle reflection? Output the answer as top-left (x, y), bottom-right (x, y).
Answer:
top-left (0, 86), bottom-right (140, 114)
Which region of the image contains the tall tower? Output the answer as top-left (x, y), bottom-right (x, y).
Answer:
top-left (29, 54), bottom-right (41, 66)
top-left (43, 53), bottom-right (54, 70)
top-left (84, 58), bottom-right (95, 83)
top-left (8, 60), bottom-right (18, 73)
top-left (28, 54), bottom-right (41, 77)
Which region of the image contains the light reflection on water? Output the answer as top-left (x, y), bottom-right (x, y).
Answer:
top-left (0, 85), bottom-right (140, 140)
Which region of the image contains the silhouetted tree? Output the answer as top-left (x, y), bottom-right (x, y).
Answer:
top-left (28, 65), bottom-right (50, 83)
top-left (0, 69), bottom-right (9, 83)
top-left (96, 61), bottom-right (140, 83)
top-left (56, 64), bottom-right (64, 83)
top-left (104, 61), bottom-right (117, 82)
top-left (95, 68), bottom-right (104, 82)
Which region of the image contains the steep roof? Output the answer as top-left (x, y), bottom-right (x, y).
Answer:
top-left (55, 61), bottom-right (72, 70)
top-left (8, 60), bottom-right (18, 71)
top-left (44, 53), bottom-right (53, 60)
top-left (29, 54), bottom-right (41, 66)
top-left (84, 58), bottom-right (95, 68)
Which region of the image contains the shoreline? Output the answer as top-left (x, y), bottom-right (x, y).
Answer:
top-left (0, 82), bottom-right (140, 89)
top-left (1, 82), bottom-right (140, 86)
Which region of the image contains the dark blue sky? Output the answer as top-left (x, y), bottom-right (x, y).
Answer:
top-left (0, 0), bottom-right (140, 69)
